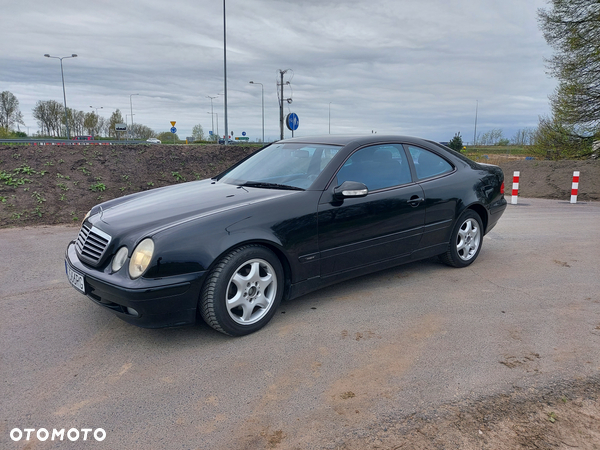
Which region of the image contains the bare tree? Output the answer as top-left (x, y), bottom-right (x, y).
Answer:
top-left (68, 109), bottom-right (85, 136)
top-left (0, 91), bottom-right (25, 130)
top-left (192, 124), bottom-right (205, 141)
top-left (129, 123), bottom-right (155, 140)
top-left (33, 100), bottom-right (64, 137)
top-left (97, 116), bottom-right (107, 137)
top-left (511, 128), bottom-right (536, 146)
top-left (479, 129), bottom-right (504, 145)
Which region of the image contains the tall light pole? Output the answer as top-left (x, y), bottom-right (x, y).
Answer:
top-left (44, 53), bottom-right (77, 139)
top-left (90, 106), bottom-right (103, 115)
top-left (207, 112), bottom-right (219, 139)
top-left (130, 93), bottom-right (139, 139)
top-left (206, 95), bottom-right (219, 139)
top-left (249, 81), bottom-right (264, 143)
top-left (329, 102), bottom-right (332, 134)
top-left (223, 0), bottom-right (229, 145)
top-left (473, 100), bottom-right (478, 146)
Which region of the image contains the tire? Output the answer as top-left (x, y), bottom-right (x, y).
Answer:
top-left (439, 210), bottom-right (483, 268)
top-left (200, 245), bottom-right (284, 336)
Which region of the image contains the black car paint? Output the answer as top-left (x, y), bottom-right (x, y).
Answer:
top-left (65, 135), bottom-right (507, 328)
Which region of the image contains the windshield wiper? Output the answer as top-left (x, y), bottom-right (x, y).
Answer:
top-left (242, 181), bottom-right (304, 191)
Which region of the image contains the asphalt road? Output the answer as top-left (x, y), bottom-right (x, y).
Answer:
top-left (1, 198), bottom-right (599, 449)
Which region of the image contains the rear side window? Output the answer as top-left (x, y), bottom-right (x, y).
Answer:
top-left (407, 145), bottom-right (453, 180)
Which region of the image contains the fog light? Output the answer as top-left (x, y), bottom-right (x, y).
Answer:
top-left (126, 307), bottom-right (139, 317)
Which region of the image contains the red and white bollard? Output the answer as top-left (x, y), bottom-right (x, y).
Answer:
top-left (511, 171), bottom-right (520, 205)
top-left (570, 171), bottom-right (580, 204)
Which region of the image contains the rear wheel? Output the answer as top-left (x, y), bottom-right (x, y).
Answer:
top-left (200, 245), bottom-right (284, 336)
top-left (439, 210), bottom-right (483, 268)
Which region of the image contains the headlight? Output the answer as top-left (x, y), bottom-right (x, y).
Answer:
top-left (129, 238), bottom-right (154, 279)
top-left (111, 246), bottom-right (129, 273)
top-left (82, 210), bottom-right (91, 225)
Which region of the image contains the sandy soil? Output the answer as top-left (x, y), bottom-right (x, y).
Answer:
top-left (329, 376), bottom-right (600, 450)
top-left (485, 155), bottom-right (600, 202)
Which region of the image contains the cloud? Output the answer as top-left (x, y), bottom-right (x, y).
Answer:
top-left (1, 0), bottom-right (555, 142)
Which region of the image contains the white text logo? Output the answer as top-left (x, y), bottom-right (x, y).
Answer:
top-left (10, 428), bottom-right (106, 442)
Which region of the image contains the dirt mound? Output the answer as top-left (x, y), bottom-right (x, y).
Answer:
top-left (0, 144), bottom-right (257, 227)
top-left (1, 144), bottom-right (598, 228)
top-left (492, 158), bottom-right (600, 201)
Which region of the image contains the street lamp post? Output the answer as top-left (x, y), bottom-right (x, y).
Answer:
top-left (329, 102), bottom-right (332, 134)
top-left (223, 0), bottom-right (229, 145)
top-left (249, 81), bottom-right (264, 143)
top-left (130, 94), bottom-right (139, 140)
top-left (206, 95), bottom-right (219, 139)
top-left (44, 53), bottom-right (77, 139)
top-left (90, 106), bottom-right (103, 115)
top-left (207, 112), bottom-right (219, 139)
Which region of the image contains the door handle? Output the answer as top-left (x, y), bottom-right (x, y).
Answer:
top-left (408, 196), bottom-right (424, 207)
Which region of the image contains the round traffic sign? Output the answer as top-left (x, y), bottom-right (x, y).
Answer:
top-left (242, 131), bottom-right (246, 136)
top-left (286, 113), bottom-right (299, 131)
top-left (170, 127), bottom-right (177, 133)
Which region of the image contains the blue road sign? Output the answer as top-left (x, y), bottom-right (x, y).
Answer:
top-left (286, 113), bottom-right (299, 131)
top-left (170, 127), bottom-right (177, 133)
top-left (209, 130), bottom-right (213, 135)
top-left (242, 131), bottom-right (246, 136)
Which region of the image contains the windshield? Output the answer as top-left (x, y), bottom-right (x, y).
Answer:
top-left (219, 143), bottom-right (341, 189)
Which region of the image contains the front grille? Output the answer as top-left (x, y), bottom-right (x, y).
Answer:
top-left (76, 223), bottom-right (112, 266)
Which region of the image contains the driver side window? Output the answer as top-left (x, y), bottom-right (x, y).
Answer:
top-left (336, 144), bottom-right (412, 191)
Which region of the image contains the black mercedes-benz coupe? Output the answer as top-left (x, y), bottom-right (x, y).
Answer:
top-left (65, 135), bottom-right (507, 335)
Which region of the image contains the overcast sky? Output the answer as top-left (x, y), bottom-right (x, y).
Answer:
top-left (1, 0), bottom-right (555, 143)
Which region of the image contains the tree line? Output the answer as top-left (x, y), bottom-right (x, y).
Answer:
top-left (1, 92), bottom-right (209, 141)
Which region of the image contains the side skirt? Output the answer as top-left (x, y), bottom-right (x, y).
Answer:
top-left (286, 242), bottom-right (448, 301)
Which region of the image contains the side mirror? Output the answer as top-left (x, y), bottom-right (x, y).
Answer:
top-left (333, 181), bottom-right (368, 199)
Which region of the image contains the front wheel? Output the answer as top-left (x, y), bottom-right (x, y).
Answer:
top-left (439, 210), bottom-right (483, 268)
top-left (200, 245), bottom-right (284, 336)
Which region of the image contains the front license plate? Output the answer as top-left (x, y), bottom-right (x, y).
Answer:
top-left (66, 262), bottom-right (85, 294)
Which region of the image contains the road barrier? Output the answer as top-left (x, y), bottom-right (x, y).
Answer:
top-left (509, 170), bottom-right (582, 204)
top-left (511, 171), bottom-right (520, 205)
top-left (571, 171), bottom-right (580, 204)
top-left (0, 139), bottom-right (142, 145)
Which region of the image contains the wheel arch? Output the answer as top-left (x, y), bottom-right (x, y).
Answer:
top-left (466, 203), bottom-right (488, 234)
top-left (201, 238), bottom-right (294, 303)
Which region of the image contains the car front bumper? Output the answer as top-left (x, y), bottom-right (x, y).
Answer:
top-left (65, 242), bottom-right (206, 328)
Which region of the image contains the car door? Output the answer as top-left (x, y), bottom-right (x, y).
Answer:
top-left (405, 145), bottom-right (457, 249)
top-left (317, 144), bottom-right (425, 277)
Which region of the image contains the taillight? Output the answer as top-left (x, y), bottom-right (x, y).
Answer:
top-left (500, 181), bottom-right (505, 195)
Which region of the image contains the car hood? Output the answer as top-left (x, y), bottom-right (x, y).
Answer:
top-left (92, 179), bottom-right (297, 237)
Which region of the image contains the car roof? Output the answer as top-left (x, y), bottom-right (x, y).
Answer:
top-left (277, 135), bottom-right (431, 147)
